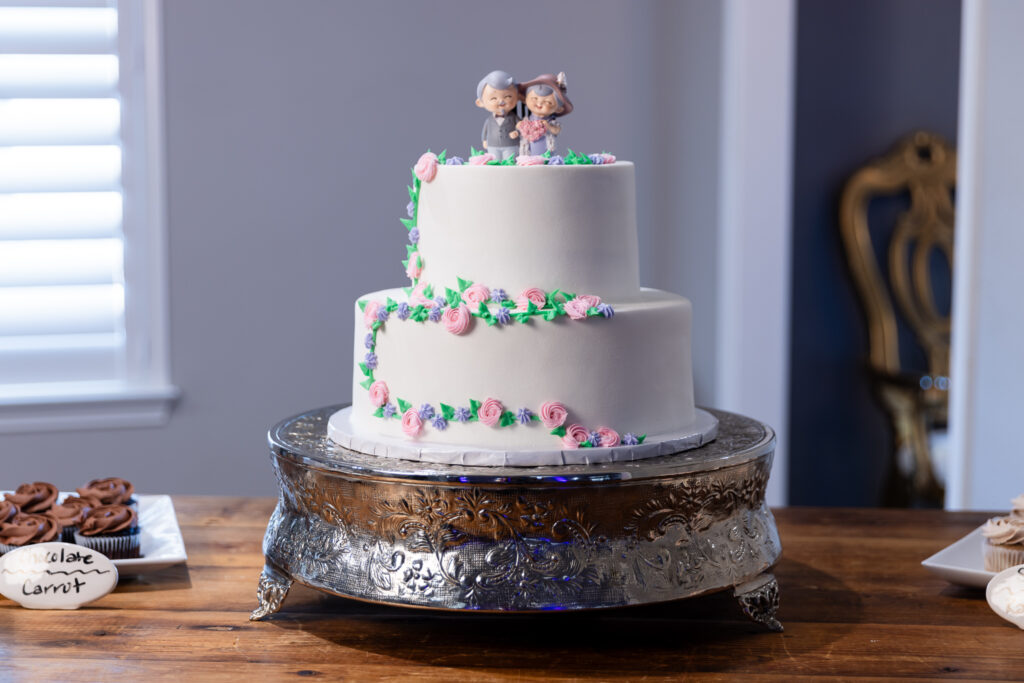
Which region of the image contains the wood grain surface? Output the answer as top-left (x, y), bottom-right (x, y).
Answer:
top-left (2, 498), bottom-right (1020, 681)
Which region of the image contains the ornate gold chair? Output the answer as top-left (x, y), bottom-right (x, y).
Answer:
top-left (839, 132), bottom-right (955, 507)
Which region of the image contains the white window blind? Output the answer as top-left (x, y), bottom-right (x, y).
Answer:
top-left (0, 0), bottom-right (176, 431)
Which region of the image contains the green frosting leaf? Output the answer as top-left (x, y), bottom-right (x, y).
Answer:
top-left (372, 406), bottom-right (384, 418)
top-left (638, 434), bottom-right (647, 444)
top-left (470, 146), bottom-right (482, 157)
top-left (437, 149), bottom-right (447, 164)
top-left (359, 362), bottom-right (371, 377)
top-left (397, 398), bottom-right (411, 413)
top-left (385, 297), bottom-right (397, 312)
top-left (400, 217), bottom-right (416, 231)
top-left (446, 287), bottom-right (461, 308)
top-left (500, 300), bottom-right (516, 309)
top-left (407, 185), bottom-right (417, 202)
top-left (475, 302), bottom-right (492, 322)
top-left (371, 320), bottom-right (382, 332)
top-left (359, 378), bottom-right (374, 390)
top-left (403, 286), bottom-right (413, 296)
top-left (542, 309), bottom-right (557, 321)
top-left (580, 440), bottom-right (593, 448)
top-left (499, 411), bottom-right (516, 427)
top-left (423, 284), bottom-right (434, 299)
top-left (358, 300), bottom-right (368, 312)
top-left (406, 245), bottom-right (417, 257)
top-left (457, 277), bottom-right (473, 292)
top-left (469, 399), bottom-right (481, 419)
top-left (440, 403), bottom-right (455, 420)
top-left (550, 426), bottom-right (567, 437)
top-left (530, 414), bottom-right (541, 422)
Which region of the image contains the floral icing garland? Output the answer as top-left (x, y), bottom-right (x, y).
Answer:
top-left (360, 150), bottom-right (644, 450)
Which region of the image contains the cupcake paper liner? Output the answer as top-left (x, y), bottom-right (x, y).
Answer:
top-left (73, 528), bottom-right (141, 560)
top-left (984, 541), bottom-right (1024, 572)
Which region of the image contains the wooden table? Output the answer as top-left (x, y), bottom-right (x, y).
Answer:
top-left (2, 498), bottom-right (1021, 680)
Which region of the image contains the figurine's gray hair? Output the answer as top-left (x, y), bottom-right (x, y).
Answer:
top-left (476, 70), bottom-right (516, 99)
top-left (526, 83), bottom-right (564, 108)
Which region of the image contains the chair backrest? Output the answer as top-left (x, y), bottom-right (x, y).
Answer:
top-left (839, 132), bottom-right (956, 384)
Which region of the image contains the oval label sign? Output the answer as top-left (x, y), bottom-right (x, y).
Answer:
top-left (0, 541), bottom-right (118, 609)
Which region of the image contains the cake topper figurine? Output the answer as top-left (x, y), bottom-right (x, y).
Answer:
top-left (475, 70), bottom-right (521, 160)
top-left (517, 72), bottom-right (573, 156)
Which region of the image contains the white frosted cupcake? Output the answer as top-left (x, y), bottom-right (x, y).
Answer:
top-left (983, 514), bottom-right (1024, 572)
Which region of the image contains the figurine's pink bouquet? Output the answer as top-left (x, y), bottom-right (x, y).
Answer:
top-left (519, 119), bottom-right (547, 143)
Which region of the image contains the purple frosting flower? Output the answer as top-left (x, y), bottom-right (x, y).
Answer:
top-left (364, 333), bottom-right (374, 349)
top-left (431, 414), bottom-right (448, 430)
top-left (406, 200), bottom-right (415, 218)
top-left (490, 288), bottom-right (507, 303)
top-left (418, 403), bottom-right (435, 420)
top-left (622, 433), bottom-right (639, 446)
top-left (434, 296), bottom-right (447, 308)
top-left (495, 307), bottom-right (511, 325)
top-left (377, 307), bottom-right (390, 322)
top-left (588, 431), bottom-right (602, 446)
top-left (547, 155), bottom-right (564, 165)
top-left (364, 352), bottom-right (378, 370)
top-left (383, 402), bottom-right (397, 418)
top-left (446, 157), bottom-right (465, 165)
top-left (428, 306), bottom-right (443, 322)
top-left (597, 303), bottom-right (615, 318)
top-left (408, 227), bottom-right (420, 244)
top-left (517, 408), bottom-right (533, 425)
top-left (396, 302), bottom-right (411, 320)
top-left (588, 154), bottom-right (605, 165)
top-left (454, 407), bottom-right (472, 423)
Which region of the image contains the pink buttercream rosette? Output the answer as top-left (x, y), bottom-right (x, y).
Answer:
top-left (468, 153), bottom-right (495, 166)
top-left (515, 287), bottom-right (547, 311)
top-left (463, 284), bottom-right (491, 305)
top-left (368, 380), bottom-right (389, 407)
top-left (539, 401), bottom-right (568, 429)
top-left (516, 155), bottom-right (546, 166)
top-left (401, 409), bottom-right (422, 437)
top-left (564, 294), bottom-right (601, 320)
top-left (478, 398), bottom-right (504, 427)
top-left (410, 283), bottom-right (435, 308)
top-left (414, 152), bottom-right (439, 182)
top-left (596, 426), bottom-right (620, 447)
top-left (442, 304), bottom-right (472, 335)
top-left (405, 255), bottom-right (422, 281)
top-left (561, 423), bottom-right (589, 449)
top-left (363, 301), bottom-right (381, 328)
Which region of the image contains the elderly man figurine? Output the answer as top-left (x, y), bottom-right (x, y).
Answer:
top-left (475, 70), bottom-right (520, 160)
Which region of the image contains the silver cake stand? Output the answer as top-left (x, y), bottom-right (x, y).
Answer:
top-left (251, 405), bottom-right (783, 631)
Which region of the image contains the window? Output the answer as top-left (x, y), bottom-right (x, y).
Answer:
top-left (0, 0), bottom-right (176, 432)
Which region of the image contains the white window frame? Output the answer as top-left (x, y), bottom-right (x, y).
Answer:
top-left (0, 0), bottom-right (177, 433)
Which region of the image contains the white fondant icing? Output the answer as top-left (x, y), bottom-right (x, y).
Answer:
top-left (415, 163), bottom-right (641, 300)
top-left (347, 287), bottom-right (698, 455)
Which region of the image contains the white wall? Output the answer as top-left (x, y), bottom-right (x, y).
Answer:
top-left (1, 1), bottom-right (739, 496)
top-left (948, 0), bottom-right (1024, 510)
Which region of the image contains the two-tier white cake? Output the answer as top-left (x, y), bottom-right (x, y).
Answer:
top-left (328, 153), bottom-right (716, 465)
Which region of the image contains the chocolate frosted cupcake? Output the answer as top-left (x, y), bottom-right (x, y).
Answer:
top-left (0, 512), bottom-right (62, 555)
top-left (76, 477), bottom-right (136, 510)
top-left (74, 504), bottom-right (140, 559)
top-left (51, 495), bottom-right (100, 543)
top-left (4, 482), bottom-right (58, 514)
top-left (0, 500), bottom-right (17, 524)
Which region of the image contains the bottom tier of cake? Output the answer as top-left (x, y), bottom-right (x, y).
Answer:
top-left (336, 287), bottom-right (712, 465)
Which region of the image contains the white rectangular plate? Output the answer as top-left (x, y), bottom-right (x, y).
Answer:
top-left (921, 525), bottom-right (995, 588)
top-left (114, 494), bottom-right (187, 576)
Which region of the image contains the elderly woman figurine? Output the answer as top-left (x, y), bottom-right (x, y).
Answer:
top-left (516, 72), bottom-right (573, 156)
top-left (475, 69), bottom-right (521, 160)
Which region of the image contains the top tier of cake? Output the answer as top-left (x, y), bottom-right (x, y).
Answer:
top-left (415, 162), bottom-right (640, 300)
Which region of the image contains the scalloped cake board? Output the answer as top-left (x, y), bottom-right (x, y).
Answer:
top-left (326, 407), bottom-right (718, 467)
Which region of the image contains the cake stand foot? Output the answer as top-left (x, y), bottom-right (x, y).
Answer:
top-left (734, 572), bottom-right (783, 632)
top-left (250, 563), bottom-right (293, 621)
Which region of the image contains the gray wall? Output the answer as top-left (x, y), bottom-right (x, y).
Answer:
top-left (2, 1), bottom-right (723, 495)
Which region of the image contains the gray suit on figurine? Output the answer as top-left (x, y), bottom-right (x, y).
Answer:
top-left (476, 70), bottom-right (520, 160)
